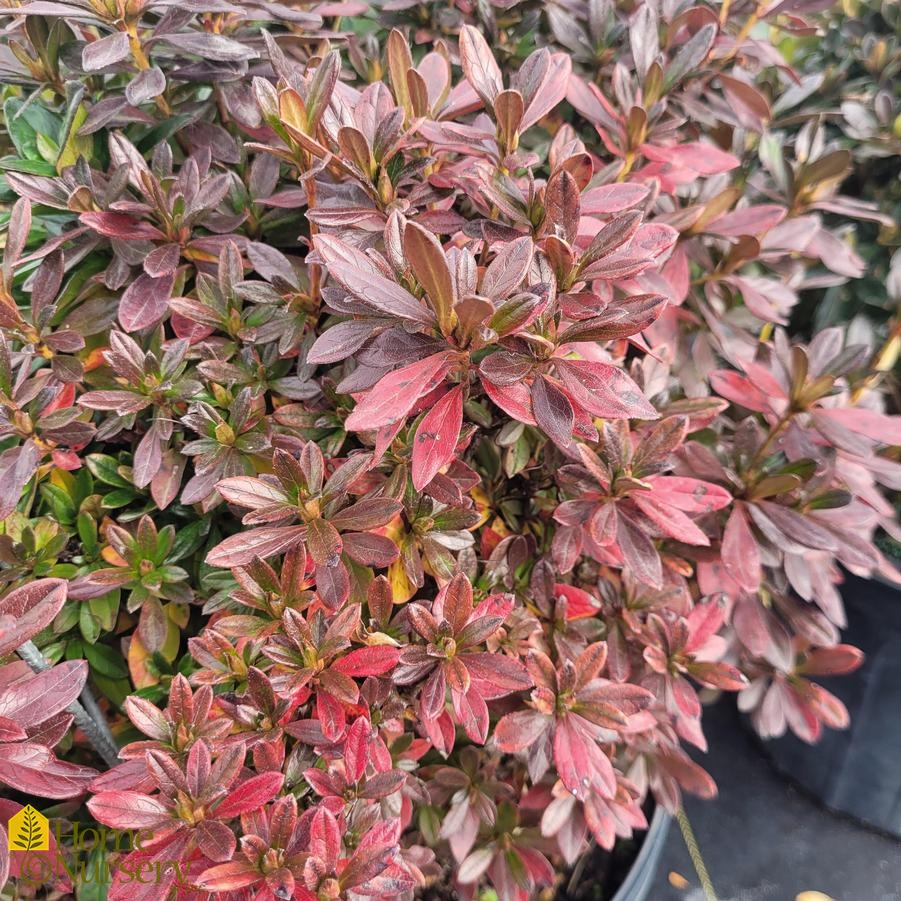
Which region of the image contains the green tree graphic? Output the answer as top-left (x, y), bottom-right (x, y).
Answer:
top-left (13, 807), bottom-right (45, 851)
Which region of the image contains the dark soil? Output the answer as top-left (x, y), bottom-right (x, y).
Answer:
top-left (553, 833), bottom-right (642, 901)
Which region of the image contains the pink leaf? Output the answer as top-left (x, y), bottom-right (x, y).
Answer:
top-left (650, 476), bottom-right (732, 513)
top-left (206, 526), bottom-right (306, 568)
top-left (459, 25), bottom-right (503, 108)
top-left (80, 211), bottom-right (164, 241)
top-left (556, 360), bottom-right (658, 420)
top-left (722, 504), bottom-right (761, 593)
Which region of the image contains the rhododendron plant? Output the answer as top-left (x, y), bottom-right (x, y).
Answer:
top-left (0, 0), bottom-right (898, 899)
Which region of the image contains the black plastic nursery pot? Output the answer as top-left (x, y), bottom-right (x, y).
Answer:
top-left (608, 807), bottom-right (671, 901)
top-left (552, 806), bottom-right (671, 901)
top-left (764, 571), bottom-right (901, 836)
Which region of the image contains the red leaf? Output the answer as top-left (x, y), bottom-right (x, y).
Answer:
top-left (193, 819), bottom-right (235, 863)
top-left (344, 716), bottom-right (370, 783)
top-left (215, 772), bottom-right (285, 819)
top-left (616, 512), bottom-right (662, 588)
top-left (632, 494), bottom-right (709, 545)
top-left (315, 235), bottom-right (436, 326)
top-left (493, 710), bottom-right (549, 753)
top-left (197, 861), bottom-right (260, 892)
top-left (412, 386), bottom-right (464, 490)
top-left (452, 687), bottom-right (489, 744)
top-left (437, 573), bottom-right (472, 635)
top-left (0, 579), bottom-right (68, 656)
top-left (556, 360), bottom-right (658, 420)
top-left (0, 744), bottom-right (95, 798)
top-left (345, 352), bottom-right (454, 432)
top-left (309, 807), bottom-right (341, 866)
top-left (317, 691), bottom-right (347, 742)
top-left (802, 645), bottom-right (864, 677)
top-left (709, 370), bottom-right (770, 412)
top-left (553, 715), bottom-right (615, 799)
top-left (88, 791), bottom-right (169, 827)
top-left (0, 660), bottom-right (87, 727)
top-left (332, 646), bottom-right (401, 677)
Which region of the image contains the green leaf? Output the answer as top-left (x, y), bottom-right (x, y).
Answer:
top-left (89, 590), bottom-right (120, 632)
top-left (54, 601), bottom-right (80, 634)
top-left (36, 132), bottom-right (60, 164)
top-left (40, 483), bottom-right (77, 523)
top-left (80, 602), bottom-right (102, 644)
top-left (85, 454), bottom-right (133, 488)
top-left (0, 156), bottom-right (59, 175)
top-left (3, 97), bottom-right (40, 159)
top-left (100, 489), bottom-right (139, 509)
top-left (166, 519), bottom-right (209, 563)
top-left (77, 511), bottom-right (99, 553)
top-left (84, 641), bottom-right (128, 679)
top-left (91, 673), bottom-right (130, 710)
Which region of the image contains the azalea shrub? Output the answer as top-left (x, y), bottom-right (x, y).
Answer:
top-left (0, 0), bottom-right (900, 899)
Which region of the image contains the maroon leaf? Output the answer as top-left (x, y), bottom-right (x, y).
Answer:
top-left (119, 271), bottom-right (176, 331)
top-left (80, 212), bottom-right (164, 241)
top-left (531, 376), bottom-right (574, 447)
top-left (459, 25), bottom-right (503, 108)
top-left (82, 31), bottom-right (131, 71)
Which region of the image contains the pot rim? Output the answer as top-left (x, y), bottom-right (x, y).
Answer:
top-left (609, 805), bottom-right (672, 901)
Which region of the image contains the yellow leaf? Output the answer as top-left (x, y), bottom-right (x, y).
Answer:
top-left (50, 468), bottom-right (76, 493)
top-left (388, 557), bottom-right (416, 603)
top-left (468, 486), bottom-right (493, 530)
top-left (128, 633), bottom-right (157, 689)
top-left (796, 893), bottom-right (835, 901)
top-left (160, 612), bottom-right (181, 664)
top-left (57, 103), bottom-right (93, 172)
top-left (101, 546), bottom-right (128, 567)
top-left (166, 602), bottom-right (190, 628)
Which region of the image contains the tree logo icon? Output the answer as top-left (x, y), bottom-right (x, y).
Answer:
top-left (8, 805), bottom-right (49, 851)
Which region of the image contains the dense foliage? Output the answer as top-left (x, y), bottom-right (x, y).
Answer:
top-left (0, 1), bottom-right (899, 899)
